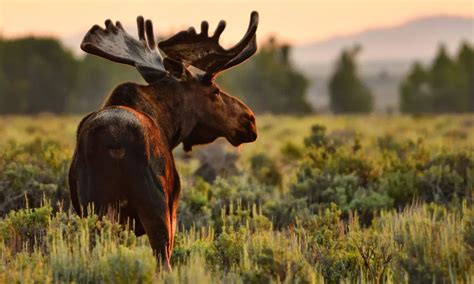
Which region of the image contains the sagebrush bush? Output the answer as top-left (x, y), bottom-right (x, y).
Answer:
top-left (179, 176), bottom-right (274, 232)
top-left (288, 123), bottom-right (474, 224)
top-left (0, 205), bottom-right (51, 253)
top-left (296, 204), bottom-right (359, 282)
top-left (376, 203), bottom-right (472, 283)
top-left (0, 139), bottom-right (70, 215)
top-left (245, 231), bottom-right (314, 283)
top-left (349, 222), bottom-right (397, 283)
top-left (249, 153), bottom-right (282, 187)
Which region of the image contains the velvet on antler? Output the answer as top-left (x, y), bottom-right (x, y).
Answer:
top-left (81, 16), bottom-right (167, 83)
top-left (158, 11), bottom-right (259, 79)
top-left (81, 11), bottom-right (259, 83)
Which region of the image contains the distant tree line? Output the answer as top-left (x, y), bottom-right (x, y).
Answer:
top-left (0, 37), bottom-right (142, 114)
top-left (0, 38), bottom-right (78, 114)
top-left (1, 37), bottom-right (472, 115)
top-left (0, 36), bottom-right (310, 115)
top-left (327, 42), bottom-right (474, 114)
top-left (400, 42), bottom-right (474, 114)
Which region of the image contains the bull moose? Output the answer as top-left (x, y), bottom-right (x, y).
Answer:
top-left (69, 12), bottom-right (259, 269)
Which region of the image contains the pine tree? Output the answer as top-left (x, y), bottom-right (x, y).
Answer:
top-left (430, 45), bottom-right (467, 112)
top-left (457, 42), bottom-right (474, 112)
top-left (400, 62), bottom-right (432, 114)
top-left (328, 46), bottom-right (373, 113)
top-left (400, 43), bottom-right (473, 114)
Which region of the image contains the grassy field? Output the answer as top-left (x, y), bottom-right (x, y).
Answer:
top-left (0, 114), bottom-right (473, 283)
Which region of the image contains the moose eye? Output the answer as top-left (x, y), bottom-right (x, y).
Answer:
top-left (211, 90), bottom-right (220, 100)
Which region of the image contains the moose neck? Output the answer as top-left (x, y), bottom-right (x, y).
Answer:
top-left (103, 79), bottom-right (198, 151)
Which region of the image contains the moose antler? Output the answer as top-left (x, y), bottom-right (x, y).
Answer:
top-left (81, 16), bottom-right (167, 83)
top-left (158, 11), bottom-right (259, 78)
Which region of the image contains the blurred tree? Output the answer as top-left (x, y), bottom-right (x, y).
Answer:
top-left (328, 45), bottom-right (373, 113)
top-left (430, 45), bottom-right (467, 112)
top-left (400, 63), bottom-right (432, 114)
top-left (400, 43), bottom-right (473, 114)
top-left (0, 69), bottom-right (8, 113)
top-left (218, 37), bottom-right (312, 114)
top-left (0, 37), bottom-right (78, 114)
top-left (457, 42), bottom-right (474, 112)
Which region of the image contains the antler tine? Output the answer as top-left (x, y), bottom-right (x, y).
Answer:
top-left (116, 21), bottom-right (124, 31)
top-left (145, 19), bottom-right (156, 49)
top-left (200, 21), bottom-right (209, 37)
top-left (104, 19), bottom-right (119, 34)
top-left (137, 16), bottom-right (145, 41)
top-left (212, 20), bottom-right (226, 40)
top-left (226, 11), bottom-right (258, 54)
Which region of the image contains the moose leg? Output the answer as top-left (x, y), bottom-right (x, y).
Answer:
top-left (168, 169), bottom-right (181, 258)
top-left (68, 154), bottom-right (82, 216)
top-left (129, 167), bottom-right (172, 270)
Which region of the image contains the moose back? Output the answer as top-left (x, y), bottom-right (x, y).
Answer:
top-left (69, 12), bottom-right (259, 269)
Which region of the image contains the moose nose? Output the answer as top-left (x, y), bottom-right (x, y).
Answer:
top-left (247, 118), bottom-right (257, 141)
top-left (239, 112), bottom-right (257, 142)
top-left (249, 128), bottom-right (257, 141)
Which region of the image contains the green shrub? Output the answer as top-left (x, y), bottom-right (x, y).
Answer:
top-left (179, 176), bottom-right (274, 232)
top-left (280, 141), bottom-right (303, 162)
top-left (289, 147), bottom-right (387, 223)
top-left (290, 124), bottom-right (474, 223)
top-left (418, 152), bottom-right (473, 204)
top-left (102, 246), bottom-right (156, 283)
top-left (0, 139), bottom-right (70, 215)
top-left (207, 228), bottom-right (245, 272)
top-left (383, 204), bottom-right (471, 283)
top-left (296, 204), bottom-right (359, 282)
top-left (0, 205), bottom-right (51, 253)
top-left (245, 232), bottom-right (314, 283)
top-left (171, 228), bottom-right (214, 266)
top-left (178, 178), bottom-right (213, 229)
top-left (349, 224), bottom-right (397, 283)
top-left (249, 153), bottom-right (282, 187)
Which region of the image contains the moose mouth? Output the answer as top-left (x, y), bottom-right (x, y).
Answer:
top-left (227, 136), bottom-right (243, 147)
top-left (227, 129), bottom-right (257, 146)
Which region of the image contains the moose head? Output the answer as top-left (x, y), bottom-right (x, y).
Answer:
top-left (80, 12), bottom-right (259, 151)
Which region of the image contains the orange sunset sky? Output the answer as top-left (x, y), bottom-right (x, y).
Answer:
top-left (0, 0), bottom-right (473, 45)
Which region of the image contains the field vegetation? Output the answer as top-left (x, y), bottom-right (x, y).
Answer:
top-left (0, 114), bottom-right (472, 283)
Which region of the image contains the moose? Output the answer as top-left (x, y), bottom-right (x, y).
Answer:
top-left (69, 12), bottom-right (259, 269)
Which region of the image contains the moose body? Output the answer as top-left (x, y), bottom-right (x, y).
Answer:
top-left (69, 13), bottom-right (259, 269)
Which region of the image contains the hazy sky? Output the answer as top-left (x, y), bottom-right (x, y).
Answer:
top-left (1, 0), bottom-right (473, 45)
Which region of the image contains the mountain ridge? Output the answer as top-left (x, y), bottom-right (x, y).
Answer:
top-left (293, 15), bottom-right (474, 66)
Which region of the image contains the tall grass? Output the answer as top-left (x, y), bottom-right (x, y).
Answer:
top-left (0, 203), bottom-right (471, 283)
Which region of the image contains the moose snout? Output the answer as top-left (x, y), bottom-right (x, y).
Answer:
top-left (248, 124), bottom-right (257, 141)
top-left (227, 113), bottom-right (257, 146)
top-left (239, 113), bottom-right (257, 142)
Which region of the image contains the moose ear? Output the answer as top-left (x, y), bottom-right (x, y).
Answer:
top-left (163, 58), bottom-right (185, 78)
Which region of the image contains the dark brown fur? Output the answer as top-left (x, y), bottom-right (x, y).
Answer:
top-left (69, 75), bottom-right (257, 269)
